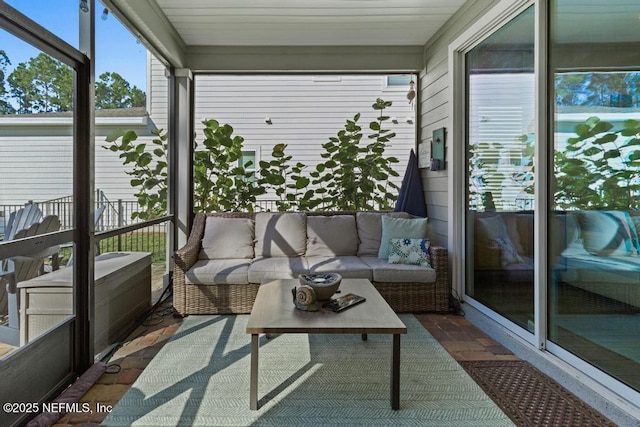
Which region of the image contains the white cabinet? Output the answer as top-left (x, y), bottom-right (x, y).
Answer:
top-left (18, 252), bottom-right (152, 354)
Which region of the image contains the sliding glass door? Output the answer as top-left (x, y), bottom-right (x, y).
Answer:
top-left (465, 6), bottom-right (536, 331)
top-left (549, 0), bottom-right (640, 392)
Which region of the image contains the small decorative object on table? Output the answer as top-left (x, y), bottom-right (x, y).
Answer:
top-left (291, 285), bottom-right (319, 311)
top-left (323, 293), bottom-right (366, 312)
top-left (298, 273), bottom-right (342, 301)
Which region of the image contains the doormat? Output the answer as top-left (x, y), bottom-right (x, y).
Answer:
top-left (459, 360), bottom-right (616, 427)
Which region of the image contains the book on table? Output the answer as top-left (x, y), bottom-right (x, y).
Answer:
top-left (322, 293), bottom-right (366, 312)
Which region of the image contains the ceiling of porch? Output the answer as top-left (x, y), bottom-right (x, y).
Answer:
top-left (151, 0), bottom-right (468, 46)
top-left (103, 0), bottom-right (640, 72)
top-left (103, 0), bottom-right (469, 71)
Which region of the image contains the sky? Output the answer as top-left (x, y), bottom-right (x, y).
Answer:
top-left (1, 0), bottom-right (147, 90)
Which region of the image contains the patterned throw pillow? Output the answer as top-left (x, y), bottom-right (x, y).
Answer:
top-left (493, 237), bottom-right (523, 266)
top-left (388, 238), bottom-right (431, 268)
top-left (476, 215), bottom-right (524, 266)
top-left (378, 216), bottom-right (428, 259)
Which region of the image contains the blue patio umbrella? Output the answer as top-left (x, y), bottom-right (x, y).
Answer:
top-left (394, 149), bottom-right (427, 217)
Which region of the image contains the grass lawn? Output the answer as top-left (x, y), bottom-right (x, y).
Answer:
top-left (99, 231), bottom-right (167, 265)
top-left (56, 231), bottom-right (167, 266)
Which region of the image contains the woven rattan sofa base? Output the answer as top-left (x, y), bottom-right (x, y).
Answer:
top-left (173, 279), bottom-right (448, 315)
top-left (372, 281), bottom-right (448, 313)
top-left (173, 211), bottom-right (450, 316)
top-left (176, 283), bottom-right (260, 315)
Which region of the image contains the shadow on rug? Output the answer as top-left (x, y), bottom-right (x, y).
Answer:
top-left (102, 314), bottom-right (514, 426)
top-left (459, 360), bottom-right (616, 427)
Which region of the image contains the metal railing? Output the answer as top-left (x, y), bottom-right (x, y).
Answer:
top-left (0, 194), bottom-right (287, 234)
top-left (0, 191), bottom-right (148, 233)
top-left (36, 190), bottom-right (134, 231)
top-left (95, 216), bottom-right (170, 266)
top-left (0, 192), bottom-right (169, 267)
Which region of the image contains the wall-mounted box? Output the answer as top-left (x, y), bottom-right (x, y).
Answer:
top-left (431, 127), bottom-right (446, 170)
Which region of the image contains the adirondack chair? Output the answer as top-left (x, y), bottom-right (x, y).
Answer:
top-left (0, 215), bottom-right (61, 346)
top-left (3, 203), bottom-right (42, 241)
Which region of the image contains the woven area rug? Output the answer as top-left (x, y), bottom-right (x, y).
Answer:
top-left (102, 314), bottom-right (512, 426)
top-left (459, 360), bottom-right (616, 427)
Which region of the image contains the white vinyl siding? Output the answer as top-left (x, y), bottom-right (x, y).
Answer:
top-left (419, 0), bottom-right (501, 247)
top-left (193, 74), bottom-right (417, 200)
top-left (0, 135), bottom-right (73, 203)
top-left (148, 53), bottom-right (169, 129)
top-left (0, 120), bottom-right (157, 205)
top-left (468, 73), bottom-right (535, 211)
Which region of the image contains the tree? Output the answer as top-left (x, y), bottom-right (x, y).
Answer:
top-left (7, 53), bottom-right (73, 113)
top-left (0, 50), bottom-right (15, 114)
top-left (8, 62), bottom-right (36, 114)
top-left (96, 71), bottom-right (146, 109)
top-left (129, 86), bottom-right (146, 108)
top-left (1, 52), bottom-right (146, 114)
top-left (28, 53), bottom-right (73, 112)
top-left (556, 72), bottom-right (640, 108)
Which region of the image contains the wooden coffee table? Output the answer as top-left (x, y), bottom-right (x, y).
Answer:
top-left (246, 278), bottom-right (407, 410)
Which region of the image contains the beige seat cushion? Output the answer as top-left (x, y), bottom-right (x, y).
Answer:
top-left (306, 215), bottom-right (358, 256)
top-left (248, 257), bottom-right (309, 283)
top-left (306, 256), bottom-right (373, 280)
top-left (255, 212), bottom-right (307, 257)
top-left (186, 259), bottom-right (250, 285)
top-left (199, 217), bottom-right (255, 259)
top-left (356, 211), bottom-right (411, 256)
top-left (361, 257), bottom-right (436, 283)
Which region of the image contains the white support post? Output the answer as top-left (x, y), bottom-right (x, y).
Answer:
top-left (171, 68), bottom-right (193, 249)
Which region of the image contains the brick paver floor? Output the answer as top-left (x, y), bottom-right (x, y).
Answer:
top-left (44, 298), bottom-right (576, 426)
top-left (53, 299), bottom-right (181, 426)
top-left (48, 299), bottom-right (519, 426)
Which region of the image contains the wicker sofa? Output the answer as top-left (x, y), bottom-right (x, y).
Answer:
top-left (473, 209), bottom-right (640, 309)
top-left (173, 211), bottom-right (449, 315)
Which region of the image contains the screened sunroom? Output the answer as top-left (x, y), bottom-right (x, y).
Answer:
top-left (1, 0), bottom-right (639, 425)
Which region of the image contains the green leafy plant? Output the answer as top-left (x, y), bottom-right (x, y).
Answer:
top-left (193, 119), bottom-right (261, 212)
top-left (105, 128), bottom-right (168, 220)
top-left (257, 143), bottom-right (316, 211)
top-left (312, 98), bottom-right (399, 210)
top-left (360, 98), bottom-right (400, 209)
top-left (555, 116), bottom-right (640, 210)
top-left (108, 98), bottom-right (404, 216)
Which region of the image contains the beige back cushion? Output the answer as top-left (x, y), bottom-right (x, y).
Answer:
top-left (307, 215), bottom-right (358, 257)
top-left (356, 211), bottom-right (411, 256)
top-left (255, 212), bottom-right (307, 257)
top-left (200, 217), bottom-right (255, 259)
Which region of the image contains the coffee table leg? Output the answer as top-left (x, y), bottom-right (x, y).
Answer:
top-left (361, 333), bottom-right (368, 341)
top-left (390, 334), bottom-right (400, 410)
top-left (250, 333), bottom-right (259, 410)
